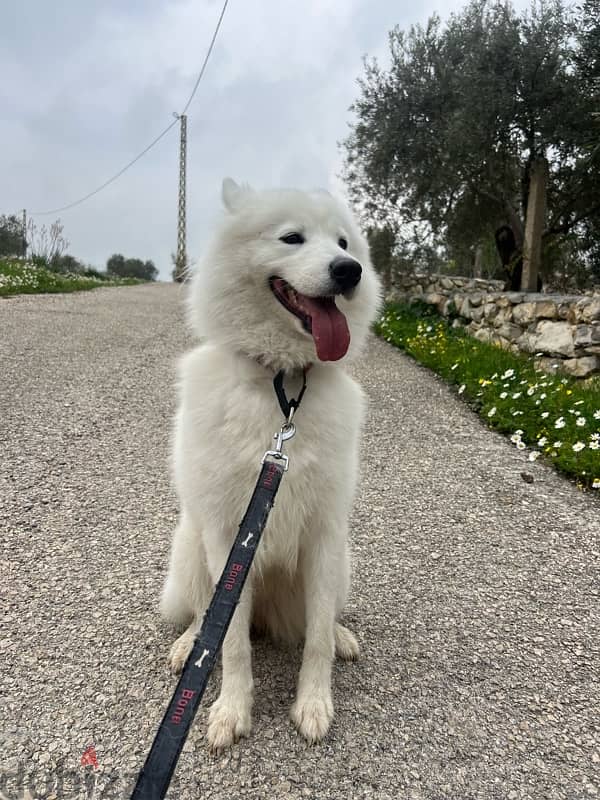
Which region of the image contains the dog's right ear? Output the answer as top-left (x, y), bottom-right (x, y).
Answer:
top-left (222, 178), bottom-right (254, 212)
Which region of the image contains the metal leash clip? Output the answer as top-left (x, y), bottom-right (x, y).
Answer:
top-left (262, 414), bottom-right (296, 471)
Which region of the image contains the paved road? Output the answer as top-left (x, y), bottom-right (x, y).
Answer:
top-left (1, 284), bottom-right (599, 800)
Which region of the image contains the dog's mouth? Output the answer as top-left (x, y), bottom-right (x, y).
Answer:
top-left (269, 277), bottom-right (351, 362)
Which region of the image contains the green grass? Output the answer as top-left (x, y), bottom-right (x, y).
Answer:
top-left (375, 302), bottom-right (600, 491)
top-left (0, 258), bottom-right (142, 297)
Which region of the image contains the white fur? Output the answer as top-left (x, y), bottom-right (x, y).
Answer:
top-left (161, 179), bottom-right (381, 749)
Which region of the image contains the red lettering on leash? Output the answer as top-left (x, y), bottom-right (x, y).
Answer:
top-left (262, 462), bottom-right (277, 489)
top-left (224, 562), bottom-right (243, 591)
top-left (170, 688), bottom-right (196, 724)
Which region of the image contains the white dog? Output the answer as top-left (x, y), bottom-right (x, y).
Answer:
top-left (160, 178), bottom-right (381, 750)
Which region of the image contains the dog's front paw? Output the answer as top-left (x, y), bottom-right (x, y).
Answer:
top-left (167, 629), bottom-right (195, 675)
top-left (207, 695), bottom-right (252, 752)
top-left (290, 692), bottom-right (334, 743)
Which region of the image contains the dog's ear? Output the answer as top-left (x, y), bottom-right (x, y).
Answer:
top-left (222, 178), bottom-right (254, 212)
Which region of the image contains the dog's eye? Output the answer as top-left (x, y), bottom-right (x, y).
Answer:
top-left (338, 237), bottom-right (348, 250)
top-left (279, 233), bottom-right (305, 245)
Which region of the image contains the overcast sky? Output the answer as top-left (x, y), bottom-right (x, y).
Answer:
top-left (1, 0), bottom-right (530, 279)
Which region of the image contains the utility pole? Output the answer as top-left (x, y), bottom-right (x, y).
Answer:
top-left (173, 113), bottom-right (187, 282)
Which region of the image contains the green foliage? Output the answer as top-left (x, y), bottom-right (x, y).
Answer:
top-left (576, 0), bottom-right (600, 89)
top-left (107, 253), bottom-right (158, 281)
top-left (344, 0), bottom-right (600, 284)
top-left (82, 266), bottom-right (106, 279)
top-left (366, 226), bottom-right (397, 289)
top-left (0, 214), bottom-right (25, 257)
top-left (47, 253), bottom-right (86, 274)
top-left (375, 302), bottom-right (600, 489)
top-left (0, 258), bottom-right (141, 296)
top-left (27, 252), bottom-right (99, 276)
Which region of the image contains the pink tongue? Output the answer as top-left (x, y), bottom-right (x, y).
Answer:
top-left (299, 295), bottom-right (351, 361)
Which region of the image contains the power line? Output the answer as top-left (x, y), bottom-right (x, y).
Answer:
top-left (31, 0), bottom-right (230, 216)
top-left (31, 119), bottom-right (179, 216)
top-left (181, 0), bottom-right (229, 116)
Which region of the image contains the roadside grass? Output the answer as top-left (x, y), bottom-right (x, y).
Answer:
top-left (375, 302), bottom-right (600, 491)
top-left (0, 258), bottom-right (142, 297)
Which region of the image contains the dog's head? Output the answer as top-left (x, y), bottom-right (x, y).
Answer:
top-left (188, 178), bottom-right (381, 370)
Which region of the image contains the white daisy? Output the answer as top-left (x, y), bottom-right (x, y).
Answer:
top-left (572, 442), bottom-right (585, 452)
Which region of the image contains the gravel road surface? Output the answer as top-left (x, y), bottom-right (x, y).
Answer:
top-left (1, 284), bottom-right (599, 800)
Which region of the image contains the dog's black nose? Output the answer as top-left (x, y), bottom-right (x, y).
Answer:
top-left (329, 257), bottom-right (362, 292)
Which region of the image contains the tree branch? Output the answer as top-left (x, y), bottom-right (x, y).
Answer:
top-left (543, 201), bottom-right (600, 237)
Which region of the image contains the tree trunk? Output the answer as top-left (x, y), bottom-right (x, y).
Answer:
top-left (521, 158), bottom-right (548, 292)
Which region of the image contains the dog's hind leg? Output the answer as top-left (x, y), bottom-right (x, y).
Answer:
top-left (161, 510), bottom-right (211, 672)
top-left (334, 623), bottom-right (360, 661)
top-left (161, 511), bottom-right (211, 629)
top-left (333, 541), bottom-right (360, 661)
top-left (167, 618), bottom-right (199, 674)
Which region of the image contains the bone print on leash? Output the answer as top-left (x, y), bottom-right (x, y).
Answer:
top-left (129, 372), bottom-right (307, 800)
top-left (130, 458), bottom-right (285, 800)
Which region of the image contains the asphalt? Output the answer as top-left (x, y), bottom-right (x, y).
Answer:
top-left (1, 283), bottom-right (599, 800)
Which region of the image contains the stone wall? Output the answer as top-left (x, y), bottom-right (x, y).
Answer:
top-left (388, 273), bottom-right (600, 377)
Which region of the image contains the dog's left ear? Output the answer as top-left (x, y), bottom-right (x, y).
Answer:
top-left (222, 178), bottom-right (254, 212)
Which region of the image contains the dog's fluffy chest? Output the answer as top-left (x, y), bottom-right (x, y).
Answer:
top-left (174, 345), bottom-right (364, 567)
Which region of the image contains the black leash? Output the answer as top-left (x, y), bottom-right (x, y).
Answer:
top-left (272, 367), bottom-right (308, 419)
top-left (130, 370), bottom-right (307, 800)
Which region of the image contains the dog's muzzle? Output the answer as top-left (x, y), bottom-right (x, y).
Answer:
top-left (329, 256), bottom-right (362, 293)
